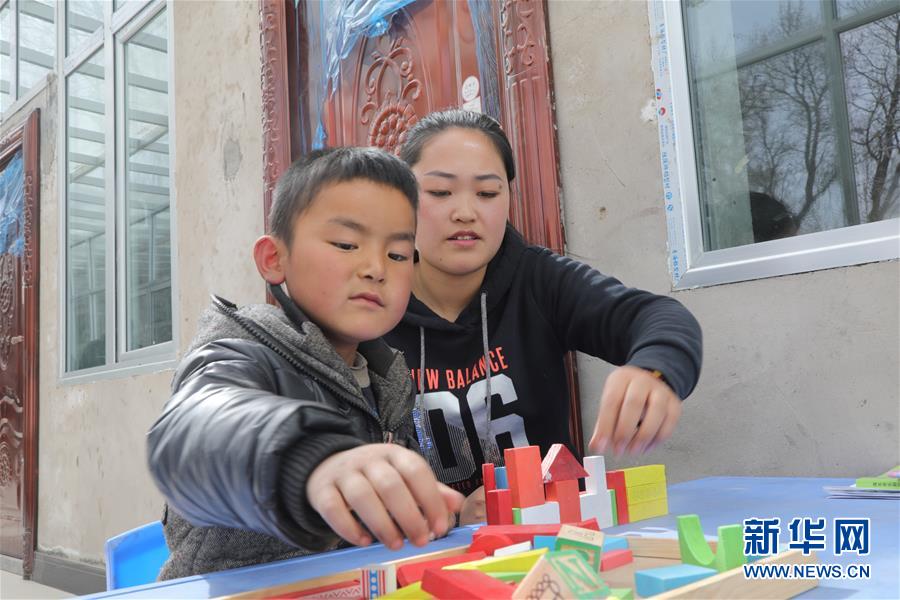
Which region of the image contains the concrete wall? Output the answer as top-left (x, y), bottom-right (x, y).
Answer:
top-left (8, 0), bottom-right (265, 563)
top-left (547, 1), bottom-right (900, 483)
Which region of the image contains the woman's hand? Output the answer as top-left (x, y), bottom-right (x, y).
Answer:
top-left (459, 486), bottom-right (486, 525)
top-left (588, 366), bottom-right (682, 456)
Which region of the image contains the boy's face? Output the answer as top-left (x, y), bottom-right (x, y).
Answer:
top-left (281, 179), bottom-right (416, 361)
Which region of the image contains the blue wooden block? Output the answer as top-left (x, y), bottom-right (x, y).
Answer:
top-left (495, 467), bottom-right (509, 490)
top-left (533, 535), bottom-right (557, 551)
top-left (634, 564), bottom-right (718, 597)
top-left (602, 536), bottom-right (629, 553)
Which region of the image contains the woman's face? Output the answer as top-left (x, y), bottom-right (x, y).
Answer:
top-left (411, 128), bottom-right (510, 278)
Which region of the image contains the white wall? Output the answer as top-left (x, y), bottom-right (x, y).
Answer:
top-left (547, 0), bottom-right (899, 482)
top-left (8, 0), bottom-right (266, 563)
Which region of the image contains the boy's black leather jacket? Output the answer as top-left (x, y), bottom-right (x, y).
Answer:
top-left (147, 291), bottom-right (416, 579)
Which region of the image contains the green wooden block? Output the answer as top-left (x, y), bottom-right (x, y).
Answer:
top-left (545, 550), bottom-right (610, 598)
top-left (609, 489), bottom-right (618, 526)
top-left (513, 507), bottom-right (521, 524)
top-left (486, 571), bottom-right (527, 583)
top-left (608, 587), bottom-right (634, 600)
top-left (676, 514), bottom-right (715, 568)
top-left (554, 538), bottom-right (602, 572)
top-left (715, 524), bottom-right (747, 572)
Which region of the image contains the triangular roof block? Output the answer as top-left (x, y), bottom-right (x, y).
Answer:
top-left (541, 443), bottom-right (589, 483)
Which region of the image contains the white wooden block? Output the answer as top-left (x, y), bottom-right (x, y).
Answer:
top-left (583, 455), bottom-right (608, 495)
top-left (519, 501), bottom-right (560, 524)
top-left (493, 540), bottom-right (533, 556)
top-left (580, 490), bottom-right (614, 529)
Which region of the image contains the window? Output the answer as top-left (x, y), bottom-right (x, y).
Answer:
top-left (0, 0), bottom-right (56, 112)
top-left (651, 0), bottom-right (898, 288)
top-left (62, 0), bottom-right (174, 375)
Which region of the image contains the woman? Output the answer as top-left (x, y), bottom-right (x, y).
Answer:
top-left (385, 110), bottom-right (702, 522)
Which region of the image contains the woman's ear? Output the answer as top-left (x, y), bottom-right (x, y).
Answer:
top-left (253, 235), bottom-right (287, 285)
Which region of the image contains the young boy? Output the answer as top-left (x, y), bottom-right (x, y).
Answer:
top-left (147, 148), bottom-right (464, 579)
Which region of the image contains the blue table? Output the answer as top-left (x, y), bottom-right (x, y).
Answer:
top-left (82, 477), bottom-right (899, 599)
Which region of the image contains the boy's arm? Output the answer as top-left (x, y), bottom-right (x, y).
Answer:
top-left (147, 339), bottom-right (362, 551)
top-left (532, 248), bottom-right (702, 399)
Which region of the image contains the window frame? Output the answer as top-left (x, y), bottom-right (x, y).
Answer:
top-left (651, 0), bottom-right (899, 290)
top-left (58, 0), bottom-right (178, 382)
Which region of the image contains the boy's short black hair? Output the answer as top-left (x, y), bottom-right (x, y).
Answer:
top-left (269, 146), bottom-right (419, 244)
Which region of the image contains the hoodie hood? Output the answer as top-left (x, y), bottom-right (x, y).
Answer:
top-left (401, 222), bottom-right (528, 331)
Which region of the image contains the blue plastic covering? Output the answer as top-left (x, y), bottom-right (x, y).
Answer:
top-left (104, 521), bottom-right (169, 590)
top-left (303, 0), bottom-right (416, 148)
top-left (0, 150), bottom-right (25, 257)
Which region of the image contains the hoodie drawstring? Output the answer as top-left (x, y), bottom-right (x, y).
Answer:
top-left (480, 292), bottom-right (503, 466)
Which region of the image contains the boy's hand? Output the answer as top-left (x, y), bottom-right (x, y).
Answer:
top-left (306, 444), bottom-right (464, 551)
top-left (459, 486), bottom-right (486, 525)
top-left (588, 366), bottom-right (682, 456)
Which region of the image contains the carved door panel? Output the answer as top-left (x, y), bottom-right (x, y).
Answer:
top-left (0, 111), bottom-right (39, 574)
top-left (318, 0), bottom-right (482, 154)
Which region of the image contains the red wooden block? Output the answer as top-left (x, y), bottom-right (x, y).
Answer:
top-left (504, 446), bottom-right (545, 508)
top-left (546, 479), bottom-right (581, 523)
top-left (541, 443), bottom-right (589, 483)
top-left (483, 463), bottom-right (497, 495)
top-left (421, 567), bottom-right (513, 599)
top-left (468, 533), bottom-right (515, 555)
top-left (600, 549), bottom-right (634, 571)
top-left (486, 488), bottom-right (513, 525)
top-left (396, 551), bottom-right (487, 586)
top-left (605, 470), bottom-right (630, 524)
top-left (472, 519), bottom-right (600, 544)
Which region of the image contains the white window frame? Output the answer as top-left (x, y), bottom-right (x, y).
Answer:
top-left (58, 0), bottom-right (178, 383)
top-left (1, 0), bottom-right (56, 119)
top-left (649, 0), bottom-right (900, 290)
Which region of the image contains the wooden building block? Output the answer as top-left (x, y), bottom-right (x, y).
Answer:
top-left (555, 524), bottom-right (605, 571)
top-left (519, 501), bottom-right (560, 525)
top-left (607, 587), bottom-right (634, 599)
top-left (621, 464), bottom-right (666, 487)
top-left (494, 541), bottom-right (533, 557)
top-left (512, 507), bottom-right (521, 524)
top-left (579, 490), bottom-right (613, 529)
top-left (609, 489), bottom-right (618, 525)
top-left (468, 533), bottom-right (514, 556)
top-left (483, 463), bottom-right (496, 495)
top-left (599, 549), bottom-right (633, 571)
top-left (505, 446), bottom-right (545, 508)
top-left (676, 514), bottom-right (715, 568)
top-left (624, 480), bottom-right (667, 504)
top-left (634, 564), bottom-right (717, 597)
top-left (446, 549), bottom-right (548, 574)
top-left (582, 455), bottom-right (608, 495)
top-left (627, 496), bottom-right (668, 522)
top-left (533, 535), bottom-right (557, 551)
top-left (362, 563), bottom-right (397, 598)
top-left (512, 551), bottom-right (610, 599)
top-left (486, 489), bottom-right (513, 526)
top-left (605, 471), bottom-right (630, 524)
top-left (397, 552), bottom-right (486, 587)
top-left (602, 536), bottom-right (629, 552)
top-left (547, 480), bottom-right (582, 523)
top-left (495, 467), bottom-right (509, 490)
top-left (541, 443), bottom-right (589, 483)
top-left (471, 520), bottom-right (599, 545)
top-left (379, 581), bottom-right (428, 599)
top-left (714, 524), bottom-right (746, 572)
top-left (489, 572), bottom-right (528, 584)
top-left (421, 568), bottom-right (513, 600)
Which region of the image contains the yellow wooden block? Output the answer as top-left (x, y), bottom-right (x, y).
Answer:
top-left (628, 496), bottom-right (669, 522)
top-left (445, 548), bottom-right (548, 573)
top-left (380, 581), bottom-right (432, 599)
top-left (625, 481), bottom-right (667, 504)
top-left (622, 465), bottom-right (665, 487)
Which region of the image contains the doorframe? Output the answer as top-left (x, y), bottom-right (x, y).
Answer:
top-left (0, 108), bottom-right (40, 577)
top-left (257, 0), bottom-right (584, 456)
